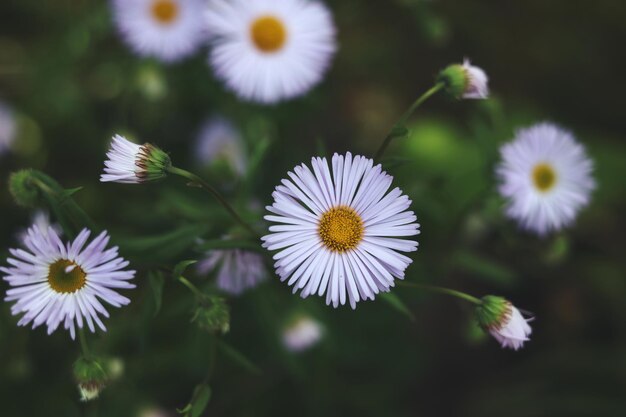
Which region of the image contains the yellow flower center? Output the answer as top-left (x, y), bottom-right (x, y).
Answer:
top-left (48, 259), bottom-right (87, 294)
top-left (318, 206), bottom-right (364, 253)
top-left (532, 163), bottom-right (557, 192)
top-left (151, 0), bottom-right (179, 25)
top-left (250, 16), bottom-right (287, 53)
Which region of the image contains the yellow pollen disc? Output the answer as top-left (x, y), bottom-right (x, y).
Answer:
top-left (48, 259), bottom-right (87, 294)
top-left (532, 163), bottom-right (557, 192)
top-left (151, 0), bottom-right (179, 25)
top-left (318, 206), bottom-right (364, 253)
top-left (250, 16), bottom-right (287, 53)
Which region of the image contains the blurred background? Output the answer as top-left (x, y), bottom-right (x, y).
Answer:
top-left (1, 0), bottom-right (625, 416)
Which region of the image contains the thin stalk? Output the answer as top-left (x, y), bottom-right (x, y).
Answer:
top-left (398, 281), bottom-right (482, 305)
top-left (167, 166), bottom-right (259, 239)
top-left (178, 275), bottom-right (204, 298)
top-left (373, 82), bottom-right (444, 161)
top-left (78, 328), bottom-right (92, 358)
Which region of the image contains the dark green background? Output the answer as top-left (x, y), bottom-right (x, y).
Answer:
top-left (1, 1), bottom-right (625, 416)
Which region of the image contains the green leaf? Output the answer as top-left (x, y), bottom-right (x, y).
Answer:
top-left (380, 292), bottom-right (415, 321)
top-left (148, 271), bottom-right (165, 317)
top-left (191, 384), bottom-right (211, 417)
top-left (218, 340), bottom-right (262, 375)
top-left (118, 224), bottom-right (210, 262)
top-left (173, 260), bottom-right (198, 280)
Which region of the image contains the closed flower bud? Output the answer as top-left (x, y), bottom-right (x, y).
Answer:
top-left (475, 295), bottom-right (532, 350)
top-left (73, 356), bottom-right (109, 401)
top-left (101, 135), bottom-right (171, 184)
top-left (191, 296), bottom-right (230, 335)
top-left (9, 170), bottom-right (42, 208)
top-left (437, 59), bottom-right (489, 99)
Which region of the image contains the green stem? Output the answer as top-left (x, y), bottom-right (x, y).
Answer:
top-left (167, 166), bottom-right (260, 239)
top-left (398, 281), bottom-right (482, 305)
top-left (78, 328), bottom-right (92, 358)
top-left (373, 82), bottom-right (444, 161)
top-left (178, 275), bottom-right (204, 298)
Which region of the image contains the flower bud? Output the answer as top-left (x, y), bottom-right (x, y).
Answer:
top-left (475, 295), bottom-right (532, 350)
top-left (101, 135), bottom-right (171, 184)
top-left (192, 296), bottom-right (230, 335)
top-left (73, 356), bottom-right (109, 401)
top-left (9, 170), bottom-right (42, 208)
top-left (437, 59), bottom-right (489, 99)
top-left (282, 315), bottom-right (323, 352)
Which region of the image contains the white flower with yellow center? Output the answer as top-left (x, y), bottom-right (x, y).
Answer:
top-left (112, 0), bottom-right (207, 62)
top-left (197, 249), bottom-right (267, 295)
top-left (262, 152), bottom-right (420, 309)
top-left (2, 225), bottom-right (135, 339)
top-left (0, 100), bottom-right (16, 155)
top-left (497, 122), bottom-right (595, 235)
top-left (205, 0), bottom-right (337, 103)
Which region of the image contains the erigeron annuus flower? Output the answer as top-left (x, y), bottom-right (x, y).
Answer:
top-left (437, 58), bottom-right (489, 99)
top-left (2, 224), bottom-right (136, 339)
top-left (195, 116), bottom-right (247, 176)
top-left (101, 134), bottom-right (171, 184)
top-left (282, 315), bottom-right (323, 352)
top-left (476, 295), bottom-right (532, 350)
top-left (197, 249), bottom-right (267, 295)
top-left (0, 100), bottom-right (17, 155)
top-left (112, 0), bottom-right (207, 62)
top-left (262, 152), bottom-right (420, 309)
top-left (497, 122), bottom-right (595, 235)
top-left (205, 0), bottom-right (337, 104)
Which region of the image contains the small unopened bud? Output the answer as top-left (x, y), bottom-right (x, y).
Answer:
top-left (475, 295), bottom-right (532, 350)
top-left (101, 135), bottom-right (171, 184)
top-left (437, 59), bottom-right (489, 99)
top-left (192, 296), bottom-right (230, 335)
top-left (73, 356), bottom-right (109, 401)
top-left (9, 170), bottom-right (42, 208)
top-left (282, 315), bottom-right (323, 352)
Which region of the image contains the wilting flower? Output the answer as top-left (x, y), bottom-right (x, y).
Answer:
top-left (195, 116), bottom-right (247, 176)
top-left (197, 249), bottom-right (267, 295)
top-left (437, 58), bottom-right (489, 99)
top-left (282, 315), bottom-right (323, 352)
top-left (112, 0), bottom-right (207, 62)
top-left (475, 295), bottom-right (532, 350)
top-left (262, 152), bottom-right (420, 309)
top-left (2, 225), bottom-right (135, 339)
top-left (101, 134), bottom-right (171, 184)
top-left (205, 0), bottom-right (337, 103)
top-left (0, 100), bottom-right (16, 155)
top-left (497, 122), bottom-right (595, 235)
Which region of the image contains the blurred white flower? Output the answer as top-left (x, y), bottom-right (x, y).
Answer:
top-left (461, 58), bottom-right (488, 99)
top-left (197, 249), bottom-right (267, 295)
top-left (262, 152), bottom-right (420, 309)
top-left (112, 0), bottom-right (207, 62)
top-left (195, 116), bottom-right (247, 176)
top-left (282, 315), bottom-right (323, 352)
top-left (497, 122), bottom-right (595, 235)
top-left (2, 225), bottom-right (135, 339)
top-left (0, 100), bottom-right (17, 155)
top-left (101, 135), bottom-right (171, 184)
top-left (205, 0), bottom-right (337, 103)
top-left (17, 211), bottom-right (62, 244)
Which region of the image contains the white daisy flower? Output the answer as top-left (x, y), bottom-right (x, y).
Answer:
top-left (476, 296), bottom-right (532, 351)
top-left (282, 315), bottom-right (323, 352)
top-left (2, 225), bottom-right (136, 339)
top-left (0, 100), bottom-right (17, 155)
top-left (497, 122), bottom-right (595, 235)
top-left (112, 0), bottom-right (207, 62)
top-left (197, 249), bottom-right (267, 295)
top-left (205, 0), bottom-right (337, 104)
top-left (101, 134), bottom-right (171, 184)
top-left (262, 152), bottom-right (420, 309)
top-left (195, 116), bottom-right (247, 176)
top-left (460, 58), bottom-right (488, 99)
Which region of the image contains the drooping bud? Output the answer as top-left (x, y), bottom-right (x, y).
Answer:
top-left (9, 170), bottom-right (42, 208)
top-left (437, 59), bottom-right (489, 99)
top-left (73, 356), bottom-right (109, 401)
top-left (100, 134), bottom-right (171, 184)
top-left (475, 295), bottom-right (532, 350)
top-left (191, 295), bottom-right (230, 335)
